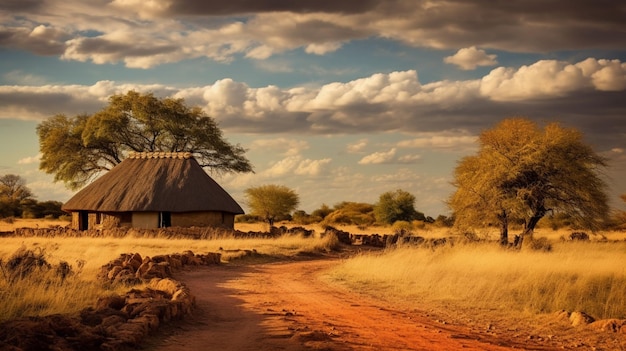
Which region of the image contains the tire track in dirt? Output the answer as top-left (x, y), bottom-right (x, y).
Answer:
top-left (144, 258), bottom-right (564, 350)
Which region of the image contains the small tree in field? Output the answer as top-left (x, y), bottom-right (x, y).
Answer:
top-left (449, 118), bottom-right (609, 247)
top-left (0, 174), bottom-right (34, 218)
top-left (245, 184), bottom-right (299, 226)
top-left (374, 189), bottom-right (425, 225)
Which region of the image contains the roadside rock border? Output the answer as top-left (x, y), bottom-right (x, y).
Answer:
top-left (0, 250), bottom-right (220, 351)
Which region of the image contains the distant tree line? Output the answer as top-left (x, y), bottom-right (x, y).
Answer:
top-left (0, 174), bottom-right (64, 220)
top-left (240, 186), bottom-right (439, 231)
top-left (239, 180), bottom-right (626, 234)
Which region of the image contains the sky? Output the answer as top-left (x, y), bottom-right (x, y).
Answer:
top-left (1, 0), bottom-right (625, 217)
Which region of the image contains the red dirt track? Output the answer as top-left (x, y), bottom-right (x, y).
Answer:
top-left (142, 256), bottom-right (587, 351)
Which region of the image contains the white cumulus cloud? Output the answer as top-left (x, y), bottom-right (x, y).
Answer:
top-left (358, 148), bottom-right (396, 165)
top-left (444, 46), bottom-right (498, 70)
top-left (17, 153), bottom-right (41, 165)
top-left (249, 138), bottom-right (309, 156)
top-left (479, 58), bottom-right (626, 101)
top-left (264, 155), bottom-right (332, 177)
top-left (397, 133), bottom-right (478, 150)
top-left (346, 139), bottom-right (368, 153)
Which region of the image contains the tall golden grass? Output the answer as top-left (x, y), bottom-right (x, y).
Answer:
top-left (0, 231), bottom-right (339, 322)
top-left (326, 236), bottom-right (626, 320)
top-left (3, 219), bottom-right (625, 323)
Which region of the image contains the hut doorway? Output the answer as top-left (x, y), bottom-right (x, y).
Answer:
top-left (79, 211), bottom-right (89, 230)
top-left (159, 212), bottom-right (171, 228)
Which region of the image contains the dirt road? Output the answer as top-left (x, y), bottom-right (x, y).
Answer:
top-left (143, 258), bottom-right (574, 350)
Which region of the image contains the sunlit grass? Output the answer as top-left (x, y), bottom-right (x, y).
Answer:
top-left (0, 232), bottom-right (339, 322)
top-left (327, 237), bottom-right (626, 320)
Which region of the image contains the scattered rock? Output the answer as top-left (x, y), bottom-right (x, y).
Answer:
top-left (570, 311), bottom-right (595, 327)
top-left (588, 319), bottom-right (626, 332)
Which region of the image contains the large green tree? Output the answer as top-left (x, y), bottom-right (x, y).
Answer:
top-left (37, 91), bottom-right (253, 189)
top-left (374, 189), bottom-right (425, 225)
top-left (244, 184), bottom-right (299, 226)
top-left (449, 118), bottom-right (609, 247)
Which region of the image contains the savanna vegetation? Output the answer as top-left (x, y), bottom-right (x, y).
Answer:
top-left (327, 238), bottom-right (626, 320)
top-left (0, 229), bottom-right (340, 322)
top-left (449, 118), bottom-right (610, 247)
top-left (4, 101), bottom-right (626, 341)
top-left (0, 174), bottom-right (64, 220)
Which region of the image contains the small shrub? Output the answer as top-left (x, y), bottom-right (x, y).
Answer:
top-left (569, 232), bottom-right (590, 241)
top-left (392, 221), bottom-right (413, 235)
top-left (2, 247), bottom-right (51, 282)
top-left (235, 214), bottom-right (261, 223)
top-left (1, 216), bottom-right (15, 224)
top-left (526, 237), bottom-right (552, 252)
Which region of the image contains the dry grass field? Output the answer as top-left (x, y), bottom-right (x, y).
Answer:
top-left (326, 228), bottom-right (626, 321)
top-left (0, 220), bottom-right (339, 322)
top-left (1, 218), bottom-right (625, 327)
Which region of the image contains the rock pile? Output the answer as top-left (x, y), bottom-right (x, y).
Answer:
top-left (98, 251), bottom-right (221, 286)
top-left (557, 310), bottom-right (626, 333)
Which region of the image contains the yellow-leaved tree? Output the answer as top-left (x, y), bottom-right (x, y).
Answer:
top-left (449, 118), bottom-right (609, 247)
top-left (244, 184), bottom-right (299, 227)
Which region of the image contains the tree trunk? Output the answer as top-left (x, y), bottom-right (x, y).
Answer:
top-left (497, 209), bottom-right (508, 246)
top-left (516, 206), bottom-right (547, 249)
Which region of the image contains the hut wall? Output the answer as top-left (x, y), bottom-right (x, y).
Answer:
top-left (172, 211), bottom-right (235, 229)
top-left (87, 213), bottom-right (126, 230)
top-left (101, 213), bottom-right (133, 229)
top-left (69, 211), bottom-right (235, 229)
top-left (132, 212), bottom-right (159, 229)
top-left (70, 212), bottom-right (80, 230)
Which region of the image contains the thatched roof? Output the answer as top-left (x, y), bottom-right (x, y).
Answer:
top-left (62, 152), bottom-right (244, 214)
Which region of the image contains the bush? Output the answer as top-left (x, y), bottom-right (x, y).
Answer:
top-left (235, 214), bottom-right (261, 223)
top-left (392, 221), bottom-right (413, 235)
top-left (1, 216), bottom-right (15, 224)
top-left (0, 247), bottom-right (51, 282)
top-left (321, 202), bottom-right (375, 227)
top-left (525, 237), bottom-right (552, 252)
top-left (292, 210), bottom-right (322, 225)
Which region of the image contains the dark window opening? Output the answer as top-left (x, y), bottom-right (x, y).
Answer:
top-left (79, 211), bottom-right (89, 230)
top-left (159, 212), bottom-right (171, 228)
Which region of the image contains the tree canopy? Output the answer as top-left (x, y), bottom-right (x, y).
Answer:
top-left (0, 174), bottom-right (64, 219)
top-left (374, 189), bottom-right (425, 225)
top-left (244, 184), bottom-right (300, 226)
top-left (0, 174), bottom-right (34, 218)
top-left (449, 118), bottom-right (609, 246)
top-left (0, 174), bottom-right (33, 202)
top-left (37, 91), bottom-right (253, 189)
top-left (322, 202), bottom-right (375, 226)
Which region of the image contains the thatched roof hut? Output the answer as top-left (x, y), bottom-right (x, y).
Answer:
top-left (62, 152), bottom-right (243, 230)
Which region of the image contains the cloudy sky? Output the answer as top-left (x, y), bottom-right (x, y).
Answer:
top-left (1, 0), bottom-right (625, 217)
